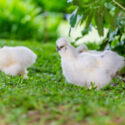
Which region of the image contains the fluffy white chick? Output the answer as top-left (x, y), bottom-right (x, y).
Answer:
top-left (0, 46), bottom-right (37, 79)
top-left (56, 37), bottom-right (125, 89)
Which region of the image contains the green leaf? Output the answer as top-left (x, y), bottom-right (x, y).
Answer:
top-left (75, 36), bottom-right (82, 41)
top-left (110, 8), bottom-right (120, 31)
top-left (104, 9), bottom-right (113, 24)
top-left (95, 7), bottom-right (104, 36)
top-left (80, 10), bottom-right (88, 25)
top-left (85, 11), bottom-right (93, 29)
top-left (68, 26), bottom-right (72, 36)
top-left (81, 28), bottom-right (88, 36)
top-left (69, 7), bottom-right (78, 27)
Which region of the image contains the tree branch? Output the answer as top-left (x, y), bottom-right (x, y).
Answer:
top-left (112, 0), bottom-right (125, 11)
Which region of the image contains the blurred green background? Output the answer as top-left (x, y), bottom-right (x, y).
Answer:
top-left (0, 0), bottom-right (67, 41)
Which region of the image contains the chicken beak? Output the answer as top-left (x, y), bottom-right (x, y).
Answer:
top-left (56, 46), bottom-right (60, 51)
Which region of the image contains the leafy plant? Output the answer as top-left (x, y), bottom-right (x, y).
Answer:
top-left (68, 0), bottom-right (125, 53)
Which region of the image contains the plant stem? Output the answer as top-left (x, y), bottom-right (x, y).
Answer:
top-left (112, 0), bottom-right (125, 11)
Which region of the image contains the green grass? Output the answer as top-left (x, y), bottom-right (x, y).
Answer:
top-left (0, 39), bottom-right (125, 125)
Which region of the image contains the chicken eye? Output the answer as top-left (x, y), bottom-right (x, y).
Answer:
top-left (60, 45), bottom-right (64, 49)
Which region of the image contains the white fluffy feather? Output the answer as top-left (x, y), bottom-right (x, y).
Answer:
top-left (0, 46), bottom-right (37, 78)
top-left (76, 44), bottom-right (88, 53)
top-left (56, 37), bottom-right (125, 89)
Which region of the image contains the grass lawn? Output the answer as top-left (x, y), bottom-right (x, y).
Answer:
top-left (0, 39), bottom-right (125, 125)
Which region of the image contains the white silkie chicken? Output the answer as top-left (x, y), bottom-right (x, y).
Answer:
top-left (0, 46), bottom-right (37, 79)
top-left (76, 44), bottom-right (88, 53)
top-left (76, 44), bottom-right (101, 55)
top-left (56, 37), bottom-right (125, 89)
